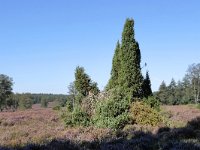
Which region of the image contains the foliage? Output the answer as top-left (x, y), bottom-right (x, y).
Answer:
top-left (41, 98), bottom-right (48, 108)
top-left (66, 82), bottom-right (77, 111)
top-left (13, 93), bottom-right (68, 108)
top-left (142, 71), bottom-right (153, 98)
top-left (74, 66), bottom-right (92, 97)
top-left (0, 74), bottom-right (13, 111)
top-left (74, 66), bottom-right (100, 98)
top-left (92, 88), bottom-right (130, 129)
top-left (74, 93), bottom-right (84, 105)
top-left (119, 18), bottom-right (143, 98)
top-left (5, 94), bottom-right (17, 110)
top-left (156, 79), bottom-right (189, 105)
top-left (129, 101), bottom-right (163, 126)
top-left (187, 63), bottom-right (200, 103)
top-left (156, 81), bottom-right (168, 104)
top-left (144, 96), bottom-right (160, 111)
top-left (18, 95), bottom-right (32, 110)
top-left (156, 63), bottom-right (200, 105)
top-left (107, 41), bottom-right (121, 90)
top-left (106, 19), bottom-right (146, 99)
top-left (63, 106), bottom-right (90, 127)
top-left (89, 82), bottom-right (100, 95)
top-left (65, 100), bottom-right (73, 112)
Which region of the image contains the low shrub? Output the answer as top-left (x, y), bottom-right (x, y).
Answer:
top-left (53, 106), bottom-right (61, 111)
top-left (144, 96), bottom-right (160, 111)
top-left (92, 88), bottom-right (131, 129)
top-left (129, 101), bottom-right (163, 126)
top-left (18, 96), bottom-right (32, 110)
top-left (65, 101), bottom-right (73, 112)
top-left (63, 106), bottom-right (90, 127)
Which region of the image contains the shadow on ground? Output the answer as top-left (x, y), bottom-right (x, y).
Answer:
top-left (1, 117), bottom-right (200, 150)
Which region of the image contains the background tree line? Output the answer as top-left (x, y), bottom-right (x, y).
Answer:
top-left (13, 93), bottom-right (68, 109)
top-left (155, 63), bottom-right (200, 105)
top-left (0, 74), bottom-right (68, 111)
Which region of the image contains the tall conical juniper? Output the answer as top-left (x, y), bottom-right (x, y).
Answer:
top-left (107, 41), bottom-right (121, 90)
top-left (119, 18), bottom-right (143, 99)
top-left (107, 18), bottom-right (147, 100)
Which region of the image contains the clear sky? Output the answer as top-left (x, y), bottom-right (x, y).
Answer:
top-left (0, 0), bottom-right (200, 94)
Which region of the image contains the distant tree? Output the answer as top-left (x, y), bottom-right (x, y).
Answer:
top-left (74, 66), bottom-right (99, 98)
top-left (119, 18), bottom-right (143, 99)
top-left (156, 76), bottom-right (197, 105)
top-left (107, 41), bottom-right (121, 90)
top-left (0, 74), bottom-right (13, 111)
top-left (18, 95), bottom-right (32, 110)
top-left (168, 78), bottom-right (177, 105)
top-left (5, 94), bottom-right (15, 110)
top-left (90, 82), bottom-right (100, 95)
top-left (142, 71), bottom-right (153, 98)
top-left (67, 82), bottom-right (78, 110)
top-left (174, 80), bottom-right (184, 104)
top-left (41, 97), bottom-right (48, 108)
top-left (157, 81), bottom-right (168, 104)
top-left (182, 76), bottom-right (193, 103)
top-left (186, 63), bottom-right (200, 103)
top-left (74, 66), bottom-right (91, 97)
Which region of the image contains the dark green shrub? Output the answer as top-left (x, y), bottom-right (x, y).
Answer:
top-left (18, 96), bottom-right (32, 110)
top-left (144, 96), bottom-right (160, 111)
top-left (92, 88), bottom-right (130, 129)
top-left (75, 93), bottom-right (84, 105)
top-left (53, 105), bottom-right (61, 111)
top-left (129, 101), bottom-right (163, 126)
top-left (64, 106), bottom-right (90, 127)
top-left (66, 100), bottom-right (73, 112)
top-left (41, 98), bottom-right (48, 108)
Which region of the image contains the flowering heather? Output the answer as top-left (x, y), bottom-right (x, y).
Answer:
top-left (0, 106), bottom-right (65, 147)
top-left (0, 105), bottom-right (200, 150)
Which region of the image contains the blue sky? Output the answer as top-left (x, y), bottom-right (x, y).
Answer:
top-left (0, 0), bottom-right (200, 94)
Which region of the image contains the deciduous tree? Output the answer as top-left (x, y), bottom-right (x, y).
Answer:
top-left (0, 74), bottom-right (13, 111)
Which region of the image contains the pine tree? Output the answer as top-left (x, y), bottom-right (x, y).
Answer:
top-left (74, 66), bottom-right (91, 97)
top-left (175, 80), bottom-right (184, 104)
top-left (90, 82), bottom-right (100, 95)
top-left (157, 81), bottom-right (168, 104)
top-left (119, 18), bottom-right (143, 98)
top-left (41, 98), bottom-right (48, 108)
top-left (74, 66), bottom-right (100, 97)
top-left (168, 78), bottom-right (177, 105)
top-left (107, 41), bottom-right (121, 90)
top-left (143, 71), bottom-right (153, 98)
